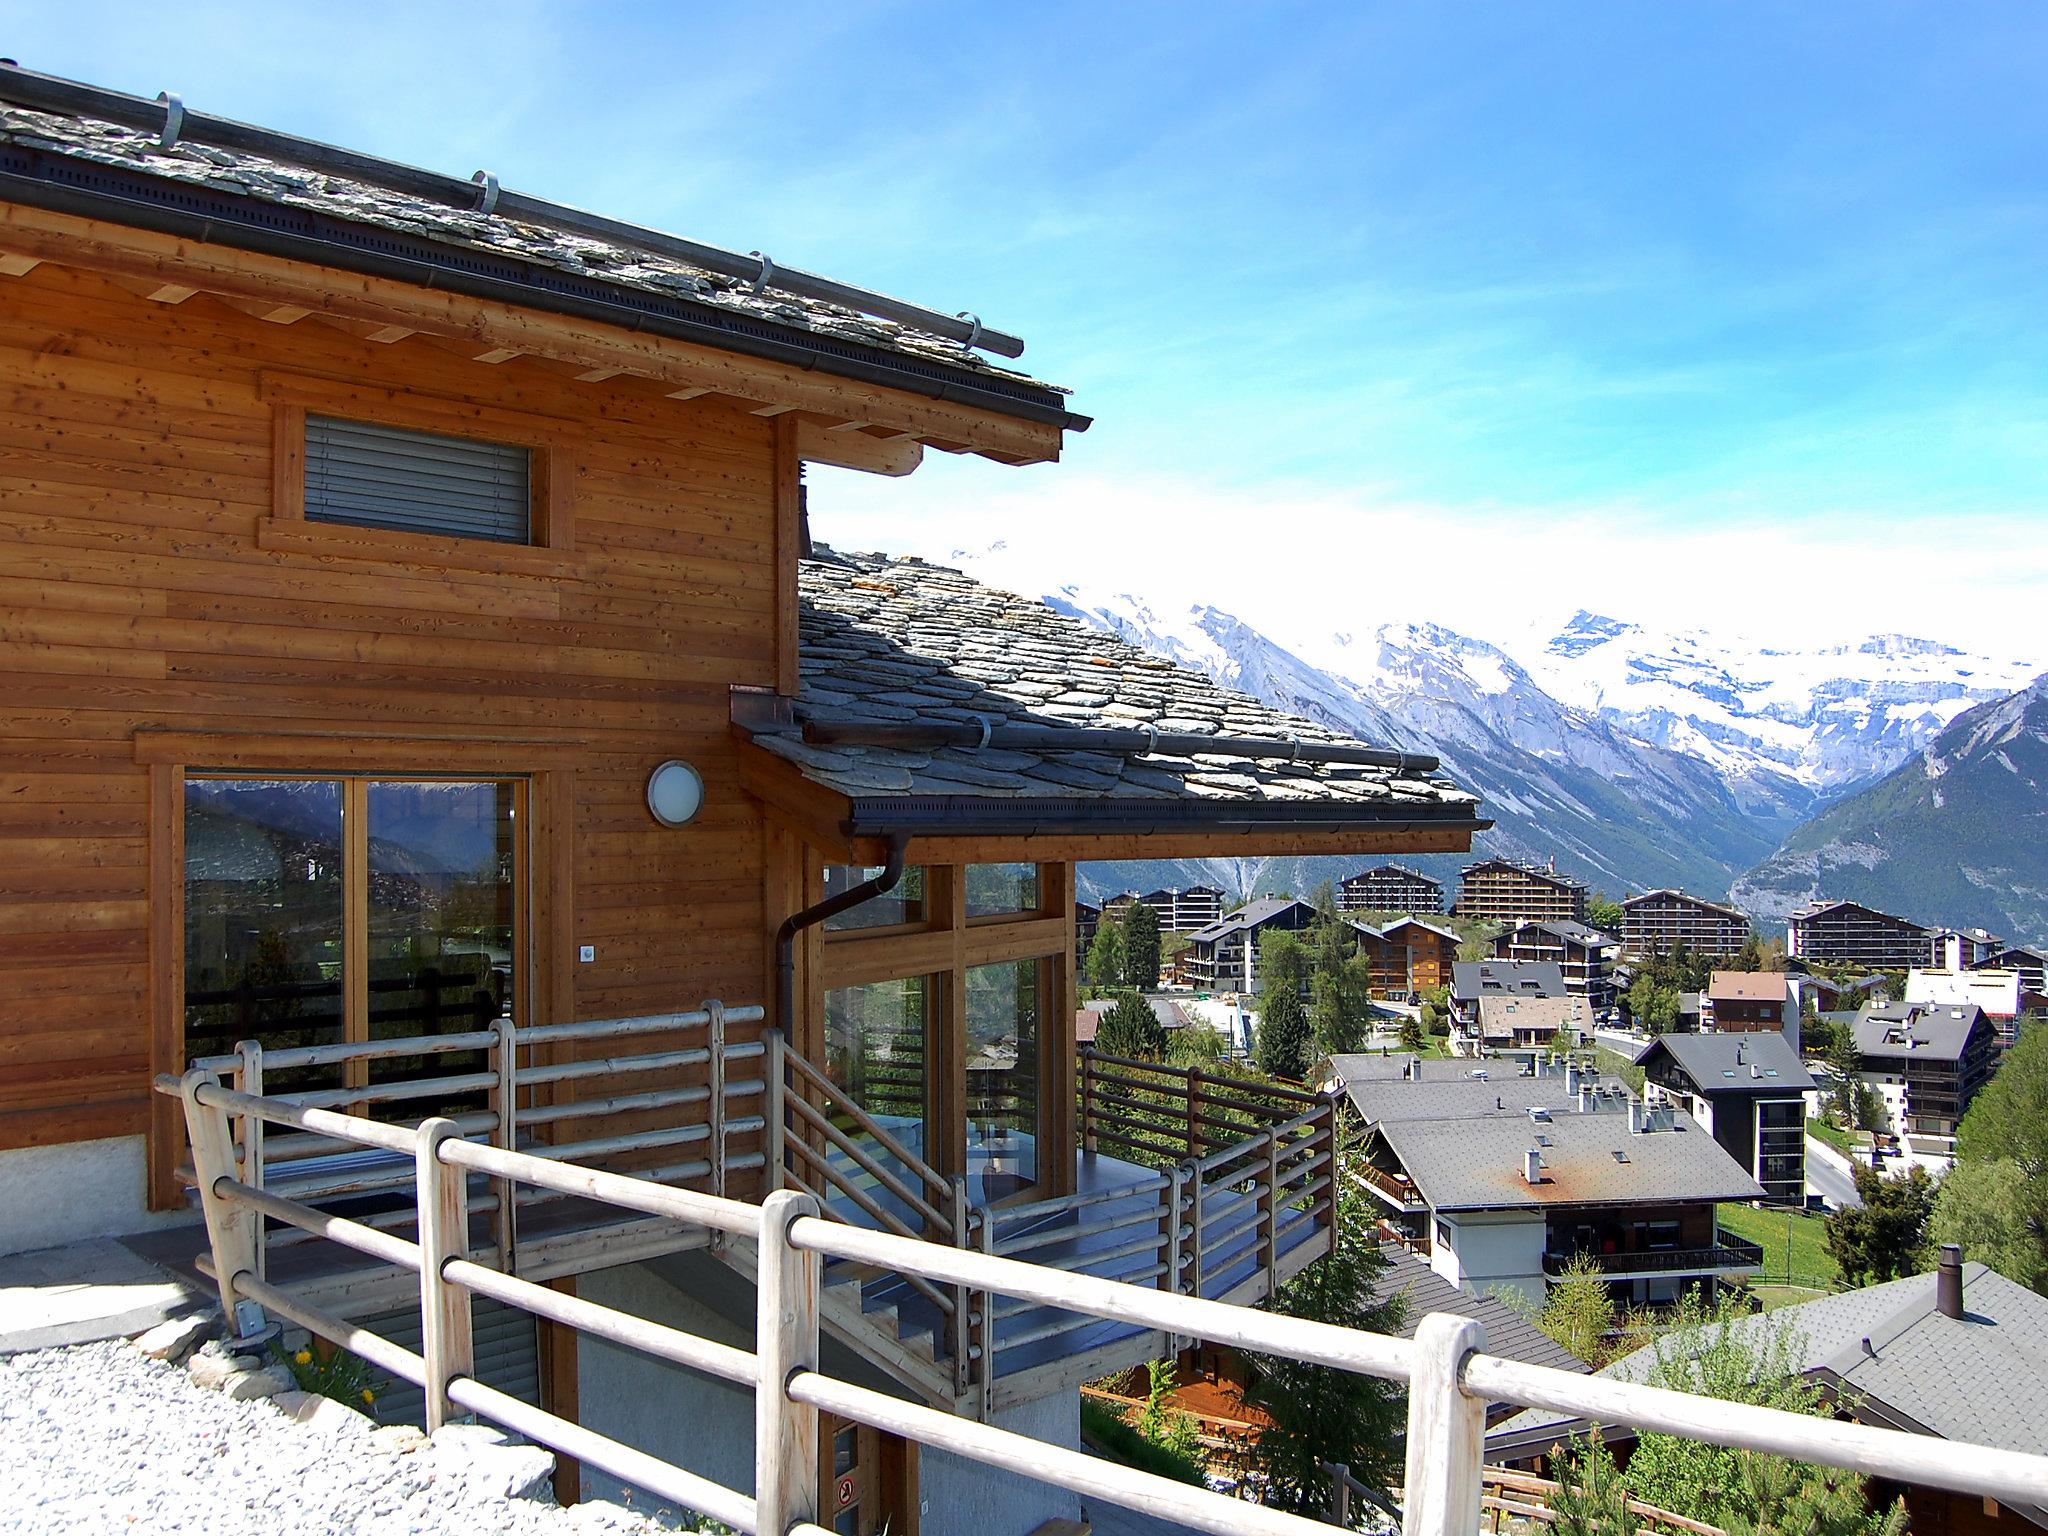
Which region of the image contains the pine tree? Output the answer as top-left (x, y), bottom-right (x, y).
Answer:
top-left (1243, 1185), bottom-right (1406, 1515)
top-left (1096, 989), bottom-right (1166, 1060)
top-left (1825, 1164), bottom-right (1934, 1285)
top-left (1121, 900), bottom-right (1162, 991)
top-left (1255, 983), bottom-right (1313, 1081)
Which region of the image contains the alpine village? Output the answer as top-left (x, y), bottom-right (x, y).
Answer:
top-left (3, 50), bottom-right (2048, 1536)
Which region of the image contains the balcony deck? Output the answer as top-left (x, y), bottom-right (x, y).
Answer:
top-left (1543, 1230), bottom-right (1765, 1278)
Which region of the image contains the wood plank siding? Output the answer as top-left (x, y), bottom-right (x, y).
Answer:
top-left (0, 260), bottom-right (783, 1178)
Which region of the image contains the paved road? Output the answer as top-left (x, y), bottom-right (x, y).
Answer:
top-left (1805, 1138), bottom-right (1864, 1210)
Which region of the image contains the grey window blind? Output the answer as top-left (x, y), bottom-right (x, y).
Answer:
top-left (305, 415), bottom-right (532, 544)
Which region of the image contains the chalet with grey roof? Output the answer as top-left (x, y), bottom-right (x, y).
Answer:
top-left (0, 64), bottom-right (1488, 1535)
top-left (1490, 1246), bottom-right (2048, 1535)
top-left (1331, 1056), bottom-right (1764, 1309)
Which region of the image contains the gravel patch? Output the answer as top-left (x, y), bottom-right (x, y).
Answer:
top-left (1, 1339), bottom-right (711, 1534)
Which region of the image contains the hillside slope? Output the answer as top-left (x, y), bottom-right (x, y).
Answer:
top-left (1732, 673), bottom-right (2048, 938)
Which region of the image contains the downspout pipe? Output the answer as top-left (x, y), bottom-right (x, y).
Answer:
top-left (774, 835), bottom-right (909, 1048)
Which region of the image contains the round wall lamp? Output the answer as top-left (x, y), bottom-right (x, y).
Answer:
top-left (646, 760), bottom-right (705, 828)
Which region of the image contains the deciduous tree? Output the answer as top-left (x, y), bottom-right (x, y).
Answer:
top-left (1934, 1026), bottom-right (2048, 1292)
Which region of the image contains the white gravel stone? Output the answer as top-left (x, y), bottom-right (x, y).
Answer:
top-left (0, 1339), bottom-right (709, 1533)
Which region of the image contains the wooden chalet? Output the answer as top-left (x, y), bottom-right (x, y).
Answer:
top-left (1351, 915), bottom-right (1462, 999)
top-left (0, 68), bottom-right (1488, 1534)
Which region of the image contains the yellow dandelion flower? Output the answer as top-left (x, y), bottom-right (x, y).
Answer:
top-left (361, 1389), bottom-right (376, 1404)
top-left (295, 1350), bottom-right (313, 1366)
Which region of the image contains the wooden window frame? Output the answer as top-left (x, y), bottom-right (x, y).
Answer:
top-left (143, 729), bottom-right (574, 1208)
top-left (818, 863), bottom-right (1076, 1199)
top-left (256, 371), bottom-right (582, 578)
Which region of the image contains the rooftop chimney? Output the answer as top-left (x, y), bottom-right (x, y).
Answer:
top-left (1578, 1085), bottom-right (1592, 1114)
top-left (1628, 1099), bottom-right (1643, 1135)
top-left (1524, 1148), bottom-right (1543, 1185)
top-left (1938, 1244), bottom-right (1965, 1320)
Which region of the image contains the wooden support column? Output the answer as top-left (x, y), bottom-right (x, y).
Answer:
top-left (1401, 1314), bottom-right (1487, 1536)
top-left (416, 1117), bottom-right (475, 1435)
top-left (180, 1069), bottom-right (258, 1319)
top-left (755, 1190), bottom-right (821, 1535)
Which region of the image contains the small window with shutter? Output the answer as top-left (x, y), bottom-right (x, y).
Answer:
top-left (304, 415), bottom-right (533, 545)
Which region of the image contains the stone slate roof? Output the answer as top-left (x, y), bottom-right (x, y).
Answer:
top-left (1854, 1002), bottom-right (1986, 1062)
top-left (1371, 1244), bottom-right (1590, 1377)
top-left (1633, 1031), bottom-right (1815, 1095)
top-left (749, 550), bottom-right (1484, 824)
top-left (0, 101), bottom-right (1056, 394)
top-left (1489, 1261), bottom-right (2048, 1470)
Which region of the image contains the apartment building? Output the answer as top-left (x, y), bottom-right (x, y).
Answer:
top-left (1634, 1031), bottom-right (1812, 1205)
top-left (1787, 900), bottom-right (1930, 971)
top-left (1338, 864), bottom-right (1447, 914)
top-left (1492, 920), bottom-right (1619, 1010)
top-left (1619, 889), bottom-right (1752, 959)
top-left (1455, 860), bottom-right (1591, 926)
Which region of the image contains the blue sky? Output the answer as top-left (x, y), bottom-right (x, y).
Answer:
top-left (11, 3), bottom-right (2046, 655)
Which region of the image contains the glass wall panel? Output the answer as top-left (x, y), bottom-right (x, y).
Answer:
top-left (966, 959), bottom-right (1041, 1201)
top-left (183, 779), bottom-right (345, 1089)
top-left (365, 781), bottom-right (517, 1111)
top-left (823, 977), bottom-right (934, 1226)
top-left (822, 866), bottom-right (927, 932)
top-left (966, 863), bottom-right (1040, 918)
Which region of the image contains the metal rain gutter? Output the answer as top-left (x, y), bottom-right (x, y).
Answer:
top-left (773, 834), bottom-right (909, 1047)
top-left (0, 64), bottom-right (1028, 359)
top-left (841, 796), bottom-right (1492, 840)
top-left (801, 719), bottom-right (1440, 775)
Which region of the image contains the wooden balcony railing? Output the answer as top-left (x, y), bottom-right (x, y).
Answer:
top-left (158, 1070), bottom-right (2048, 1536)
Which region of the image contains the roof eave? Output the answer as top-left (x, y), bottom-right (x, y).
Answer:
top-left (0, 147), bottom-right (1086, 442)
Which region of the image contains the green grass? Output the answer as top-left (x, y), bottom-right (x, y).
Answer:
top-left (1080, 1398), bottom-right (1206, 1486)
top-left (1719, 1201), bottom-right (1840, 1291)
top-left (1805, 1117), bottom-right (1870, 1155)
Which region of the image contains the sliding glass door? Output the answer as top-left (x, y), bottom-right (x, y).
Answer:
top-left (183, 777), bottom-right (522, 1100)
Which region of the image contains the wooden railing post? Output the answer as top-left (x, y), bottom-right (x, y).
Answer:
top-left (416, 1116), bottom-right (475, 1434)
top-left (1184, 1159), bottom-right (1205, 1301)
top-left (1401, 1314), bottom-right (1486, 1536)
top-left (1185, 1063), bottom-right (1202, 1159)
top-left (1329, 1461), bottom-right (1353, 1528)
top-left (764, 1027), bottom-right (787, 1195)
top-left (490, 1015), bottom-right (518, 1271)
top-left (755, 1189), bottom-right (821, 1536)
top-left (180, 1067), bottom-right (259, 1319)
top-left (706, 999), bottom-right (727, 1201)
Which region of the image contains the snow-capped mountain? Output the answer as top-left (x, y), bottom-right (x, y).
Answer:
top-left (946, 546), bottom-right (2038, 916)
top-left (1045, 587), bottom-right (1798, 902)
top-left (1732, 672), bottom-right (2048, 935)
top-left (1521, 611), bottom-right (2037, 799)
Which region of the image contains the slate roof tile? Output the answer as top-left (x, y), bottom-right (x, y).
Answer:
top-left (739, 549), bottom-right (1485, 819)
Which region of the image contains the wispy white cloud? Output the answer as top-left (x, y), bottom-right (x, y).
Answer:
top-left (813, 458), bottom-right (2048, 665)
